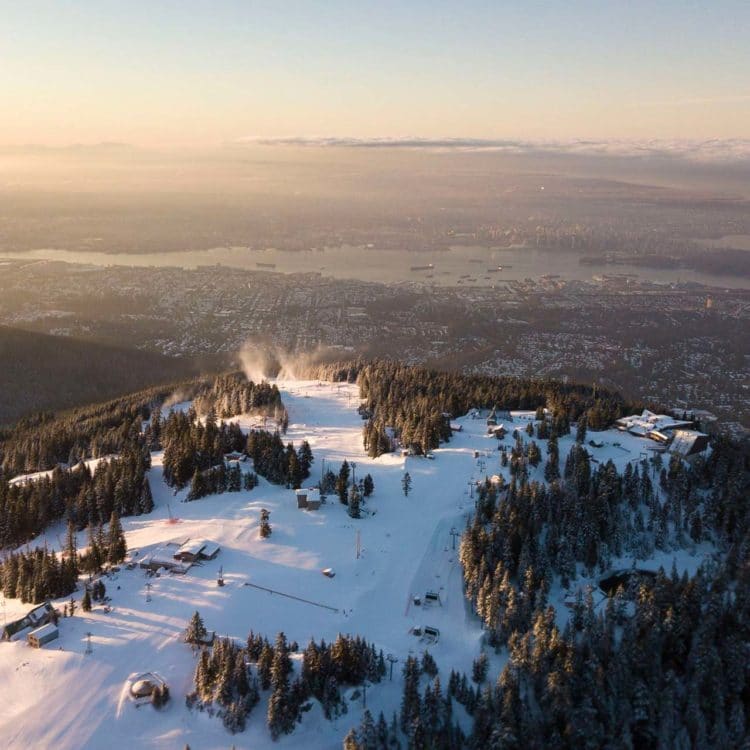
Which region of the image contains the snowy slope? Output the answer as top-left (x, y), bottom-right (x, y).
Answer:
top-left (0, 381), bottom-right (486, 749)
top-left (0, 381), bottom-right (710, 749)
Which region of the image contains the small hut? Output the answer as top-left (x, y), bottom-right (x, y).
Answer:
top-left (306, 488), bottom-right (321, 510)
top-left (27, 623), bottom-right (59, 648)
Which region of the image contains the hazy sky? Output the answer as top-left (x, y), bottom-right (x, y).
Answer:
top-left (3, 1), bottom-right (750, 146)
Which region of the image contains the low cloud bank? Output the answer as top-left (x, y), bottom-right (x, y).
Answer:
top-left (236, 136), bottom-right (750, 163)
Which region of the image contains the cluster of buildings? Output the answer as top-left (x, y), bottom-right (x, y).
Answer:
top-left (614, 409), bottom-right (709, 457)
top-left (1, 602), bottom-right (58, 647)
top-left (138, 538), bottom-right (221, 574)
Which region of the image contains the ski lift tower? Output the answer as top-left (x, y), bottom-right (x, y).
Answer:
top-left (450, 527), bottom-right (460, 551)
top-left (386, 653), bottom-right (399, 681)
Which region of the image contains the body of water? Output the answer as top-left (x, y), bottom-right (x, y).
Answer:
top-left (700, 234), bottom-right (750, 251)
top-left (2, 244), bottom-right (747, 289)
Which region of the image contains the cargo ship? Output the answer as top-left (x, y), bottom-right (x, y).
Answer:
top-left (256, 262), bottom-right (277, 269)
top-left (410, 263), bottom-right (435, 271)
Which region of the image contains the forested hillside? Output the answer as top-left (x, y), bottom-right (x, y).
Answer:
top-left (0, 325), bottom-right (211, 424)
top-left (318, 360), bottom-right (750, 749)
top-left (306, 359), bottom-right (639, 457)
top-left (0, 360), bottom-right (747, 748)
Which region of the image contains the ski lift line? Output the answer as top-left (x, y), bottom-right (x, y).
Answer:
top-left (243, 581), bottom-right (339, 613)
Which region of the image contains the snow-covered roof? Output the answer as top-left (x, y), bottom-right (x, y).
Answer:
top-left (615, 409), bottom-right (693, 436)
top-left (27, 603), bottom-right (53, 626)
top-left (200, 541), bottom-right (221, 558)
top-left (139, 546), bottom-right (190, 571)
top-left (131, 679), bottom-right (156, 698)
top-left (670, 429), bottom-right (709, 456)
top-left (28, 623), bottom-right (58, 639)
top-left (177, 539), bottom-right (206, 557)
top-left (297, 487), bottom-right (320, 499)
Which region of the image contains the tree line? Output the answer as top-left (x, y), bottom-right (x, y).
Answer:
top-left (0, 447), bottom-right (152, 549)
top-left (192, 372), bottom-right (287, 424)
top-left (186, 614), bottom-right (386, 738)
top-left (0, 512), bottom-right (127, 604)
top-left (162, 411), bottom-right (313, 492)
top-left (0, 381), bottom-right (196, 478)
top-left (456, 435), bottom-right (749, 746)
top-left (309, 360), bottom-right (638, 457)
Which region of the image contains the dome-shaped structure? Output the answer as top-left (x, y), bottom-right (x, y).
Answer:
top-left (131, 678), bottom-right (156, 698)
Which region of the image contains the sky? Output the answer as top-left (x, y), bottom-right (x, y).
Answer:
top-left (2, 1), bottom-right (750, 147)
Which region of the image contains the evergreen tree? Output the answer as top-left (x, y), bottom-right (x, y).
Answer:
top-left (337, 461), bottom-right (351, 504)
top-left (471, 653), bottom-right (488, 684)
top-left (576, 415), bottom-right (588, 444)
top-left (107, 511), bottom-right (127, 564)
top-left (185, 610), bottom-right (208, 644)
top-left (402, 472), bottom-right (412, 497)
top-left (363, 474), bottom-right (374, 498)
top-left (349, 484), bottom-right (362, 519)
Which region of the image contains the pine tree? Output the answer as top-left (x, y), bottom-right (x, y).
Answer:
top-left (400, 655), bottom-right (421, 732)
top-left (298, 441), bottom-right (314, 479)
top-left (349, 484), bottom-right (362, 519)
top-left (107, 511), bottom-right (127, 564)
top-left (544, 434), bottom-right (560, 482)
top-left (356, 474), bottom-right (371, 501)
top-left (576, 415), bottom-right (588, 444)
top-left (344, 728), bottom-right (362, 750)
top-left (337, 460), bottom-right (351, 504)
top-left (140, 477), bottom-right (154, 513)
top-left (471, 653), bottom-right (488, 684)
top-left (81, 587), bottom-right (92, 612)
top-left (185, 610), bottom-right (208, 644)
top-left (402, 472), bottom-right (412, 497)
top-left (421, 650), bottom-right (438, 678)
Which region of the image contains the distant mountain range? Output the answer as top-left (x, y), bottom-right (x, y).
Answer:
top-left (0, 325), bottom-right (214, 424)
